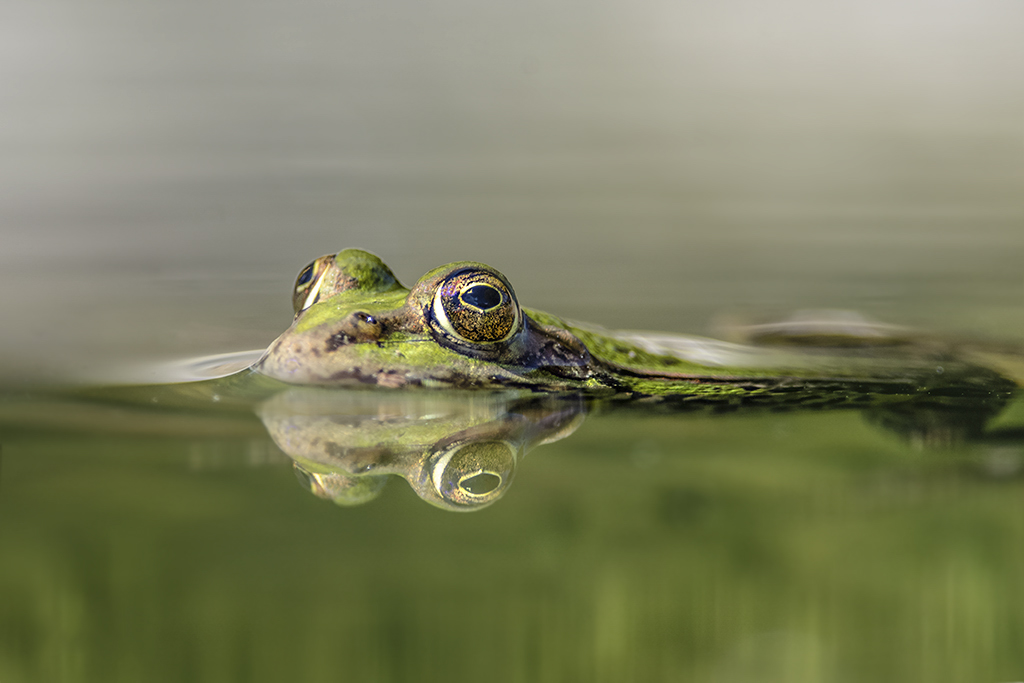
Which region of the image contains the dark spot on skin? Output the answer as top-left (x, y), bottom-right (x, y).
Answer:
top-left (326, 333), bottom-right (352, 352)
top-left (328, 369), bottom-right (394, 385)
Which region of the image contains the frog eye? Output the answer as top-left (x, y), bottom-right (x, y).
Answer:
top-left (431, 268), bottom-right (521, 345)
top-left (296, 263), bottom-right (315, 286)
top-left (292, 256), bottom-right (333, 315)
top-left (428, 439), bottom-right (517, 509)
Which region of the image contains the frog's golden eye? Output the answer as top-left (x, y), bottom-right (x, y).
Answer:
top-left (292, 256), bottom-right (333, 315)
top-left (431, 268), bottom-right (521, 345)
top-left (428, 439), bottom-right (517, 509)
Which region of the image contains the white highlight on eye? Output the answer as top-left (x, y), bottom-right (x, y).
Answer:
top-left (431, 446), bottom-right (459, 495)
top-left (432, 288), bottom-right (454, 333)
top-left (301, 271), bottom-right (326, 311)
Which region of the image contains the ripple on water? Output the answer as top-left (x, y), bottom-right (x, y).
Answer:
top-left (81, 350), bottom-right (266, 385)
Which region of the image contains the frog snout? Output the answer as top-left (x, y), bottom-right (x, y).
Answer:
top-left (326, 311), bottom-right (385, 349)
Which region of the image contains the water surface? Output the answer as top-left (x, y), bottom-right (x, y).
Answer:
top-left (2, 0), bottom-right (1024, 680)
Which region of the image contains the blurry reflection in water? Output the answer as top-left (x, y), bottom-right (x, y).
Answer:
top-left (2, 0), bottom-right (1024, 679)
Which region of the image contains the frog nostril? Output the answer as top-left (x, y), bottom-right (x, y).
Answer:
top-left (349, 311), bottom-right (384, 339)
top-left (353, 312), bottom-right (377, 325)
top-left (324, 312), bottom-right (386, 352)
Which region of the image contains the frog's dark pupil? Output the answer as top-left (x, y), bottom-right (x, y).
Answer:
top-left (297, 265), bottom-right (314, 286)
top-left (460, 284), bottom-right (502, 310)
top-left (461, 472), bottom-right (501, 495)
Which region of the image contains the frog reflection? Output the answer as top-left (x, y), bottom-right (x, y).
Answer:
top-left (255, 384), bottom-right (1024, 511)
top-left (257, 390), bottom-right (584, 511)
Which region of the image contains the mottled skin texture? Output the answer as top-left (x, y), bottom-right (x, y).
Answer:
top-left (254, 249), bottom-right (1020, 414)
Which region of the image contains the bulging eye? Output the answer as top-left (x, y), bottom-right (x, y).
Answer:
top-left (429, 439), bottom-right (517, 509)
top-left (291, 250), bottom-right (402, 317)
top-left (431, 268), bottom-right (521, 345)
top-left (292, 256), bottom-right (334, 315)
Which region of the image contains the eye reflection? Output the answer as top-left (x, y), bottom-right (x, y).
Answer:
top-left (430, 440), bottom-right (517, 509)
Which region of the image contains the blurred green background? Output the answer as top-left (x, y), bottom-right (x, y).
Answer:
top-left (1, 0), bottom-right (1024, 680)
top-left (1, 0), bottom-right (1022, 383)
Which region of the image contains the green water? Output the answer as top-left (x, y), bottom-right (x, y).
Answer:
top-left (3, 391), bottom-right (1024, 682)
top-left (3, 0), bottom-right (1024, 679)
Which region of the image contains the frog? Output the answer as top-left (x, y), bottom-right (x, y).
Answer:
top-left (254, 249), bottom-right (1022, 421)
top-left (13, 248), bottom-right (1021, 513)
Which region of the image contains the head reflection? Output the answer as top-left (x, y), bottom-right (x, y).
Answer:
top-left (258, 390), bottom-right (584, 512)
top-left (292, 465), bottom-right (389, 507)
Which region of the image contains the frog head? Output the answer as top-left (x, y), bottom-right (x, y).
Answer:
top-left (254, 249), bottom-right (592, 389)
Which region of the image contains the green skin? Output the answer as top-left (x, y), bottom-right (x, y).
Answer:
top-left (254, 249), bottom-right (1021, 415)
